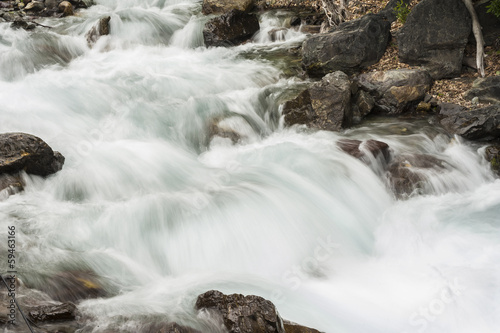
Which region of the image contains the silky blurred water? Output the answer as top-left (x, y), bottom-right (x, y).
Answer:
top-left (0, 1), bottom-right (499, 332)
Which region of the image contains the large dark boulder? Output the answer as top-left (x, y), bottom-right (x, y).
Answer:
top-left (439, 104), bottom-right (500, 141)
top-left (282, 71), bottom-right (353, 131)
top-left (195, 290), bottom-right (284, 333)
top-left (195, 290), bottom-right (322, 333)
top-left (397, 0), bottom-right (471, 79)
top-left (202, 0), bottom-right (254, 15)
top-left (464, 76), bottom-right (500, 105)
top-left (357, 69), bottom-right (433, 114)
top-left (203, 9), bottom-right (260, 47)
top-left (302, 14), bottom-right (391, 77)
top-left (0, 133), bottom-right (64, 177)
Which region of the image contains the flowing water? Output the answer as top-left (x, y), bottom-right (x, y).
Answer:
top-left (1, 1), bottom-right (499, 332)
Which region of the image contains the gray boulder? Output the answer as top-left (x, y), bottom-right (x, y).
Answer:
top-left (357, 69), bottom-right (433, 114)
top-left (282, 71), bottom-right (353, 131)
top-left (203, 9), bottom-right (260, 47)
top-left (397, 0), bottom-right (471, 79)
top-left (439, 104), bottom-right (500, 141)
top-left (0, 133), bottom-right (64, 177)
top-left (464, 76), bottom-right (500, 105)
top-left (302, 14), bottom-right (391, 77)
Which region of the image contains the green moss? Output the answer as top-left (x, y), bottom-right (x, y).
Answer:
top-left (491, 157), bottom-right (500, 171)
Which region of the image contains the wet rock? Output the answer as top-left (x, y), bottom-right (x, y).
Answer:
top-left (203, 9), bottom-right (260, 47)
top-left (145, 322), bottom-right (201, 333)
top-left (416, 101), bottom-right (432, 112)
top-left (86, 16), bottom-right (111, 46)
top-left (302, 13), bottom-right (390, 77)
top-left (0, 133), bottom-right (65, 177)
top-left (59, 1), bottom-right (74, 17)
top-left (29, 303), bottom-right (77, 323)
top-left (2, 10), bottom-right (21, 22)
top-left (386, 154), bottom-right (447, 198)
top-left (397, 0), bottom-right (471, 79)
top-left (195, 290), bottom-right (284, 333)
top-left (282, 89), bottom-right (314, 126)
top-left (31, 271), bottom-right (108, 303)
top-left (283, 320), bottom-right (322, 333)
top-left (25, 1), bottom-right (45, 12)
top-left (10, 18), bottom-right (36, 30)
top-left (45, 0), bottom-right (61, 11)
top-left (299, 25), bottom-right (321, 34)
top-left (357, 69), bottom-right (433, 115)
top-left (268, 28), bottom-right (288, 42)
top-left (0, 173), bottom-right (24, 200)
top-left (337, 139), bottom-right (391, 164)
top-left (202, 0), bottom-right (253, 15)
top-left (439, 104), bottom-right (500, 141)
top-left (282, 71), bottom-right (353, 131)
top-left (464, 76), bottom-right (500, 105)
top-left (68, 0), bottom-right (90, 9)
top-left (485, 145), bottom-right (500, 175)
top-left (208, 119), bottom-right (242, 144)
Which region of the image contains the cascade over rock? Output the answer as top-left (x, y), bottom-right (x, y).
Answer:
top-left (0, 133), bottom-right (64, 177)
top-left (203, 9), bottom-right (260, 47)
top-left (282, 71), bottom-right (353, 131)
